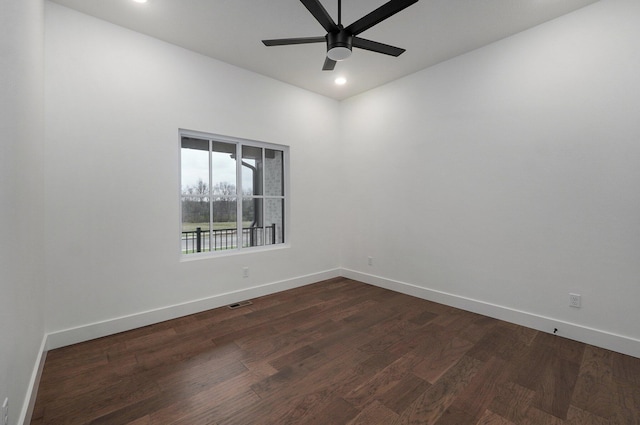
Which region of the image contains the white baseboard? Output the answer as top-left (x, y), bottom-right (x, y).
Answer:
top-left (341, 268), bottom-right (640, 359)
top-left (19, 335), bottom-right (47, 425)
top-left (44, 266), bottom-right (640, 356)
top-left (46, 268), bottom-right (341, 350)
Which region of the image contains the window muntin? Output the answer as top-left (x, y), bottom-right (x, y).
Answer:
top-left (180, 131), bottom-right (287, 256)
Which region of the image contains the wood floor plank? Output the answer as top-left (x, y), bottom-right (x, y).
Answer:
top-left (377, 373), bottom-right (431, 414)
top-left (31, 278), bottom-right (640, 425)
top-left (157, 358), bottom-right (247, 397)
top-left (356, 312), bottom-right (423, 355)
top-left (41, 374), bottom-right (161, 425)
top-left (125, 415), bottom-right (151, 425)
top-left (149, 371), bottom-right (261, 424)
top-left (85, 392), bottom-right (172, 425)
top-left (408, 309), bottom-right (438, 326)
top-left (509, 338), bottom-right (555, 391)
top-left (268, 344), bottom-right (320, 371)
top-left (386, 322), bottom-right (449, 358)
top-left (228, 350), bottom-right (391, 424)
top-left (611, 379), bottom-right (640, 424)
top-left (134, 331), bottom-right (217, 371)
top-left (532, 354), bottom-right (581, 420)
top-left (566, 406), bottom-right (611, 425)
top-left (521, 406), bottom-right (565, 425)
top-left (346, 400), bottom-right (399, 425)
top-left (392, 355), bottom-right (484, 424)
top-left (487, 382), bottom-right (536, 424)
top-left (611, 349), bottom-right (640, 386)
top-left (571, 345), bottom-right (615, 419)
top-left (447, 356), bottom-right (510, 422)
top-left (344, 353), bottom-right (429, 411)
top-left (466, 325), bottom-right (528, 362)
top-left (166, 389), bottom-right (259, 425)
top-left (475, 409), bottom-right (516, 425)
top-left (282, 395), bottom-right (359, 425)
top-left (35, 352), bottom-right (139, 406)
top-left (434, 405), bottom-right (476, 424)
top-left (411, 334), bottom-right (474, 384)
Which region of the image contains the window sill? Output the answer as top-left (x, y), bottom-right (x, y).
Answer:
top-left (179, 243), bottom-right (291, 262)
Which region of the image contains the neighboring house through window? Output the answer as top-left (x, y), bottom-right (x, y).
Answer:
top-left (180, 130), bottom-right (288, 256)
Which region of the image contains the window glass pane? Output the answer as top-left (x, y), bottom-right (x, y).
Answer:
top-left (181, 137), bottom-right (209, 201)
top-left (181, 196), bottom-right (210, 254)
top-left (242, 198), bottom-right (264, 247)
top-left (242, 145), bottom-right (263, 196)
top-left (181, 137), bottom-right (210, 254)
top-left (264, 149), bottom-right (284, 196)
top-left (265, 198), bottom-right (284, 244)
top-left (213, 197), bottom-right (237, 251)
top-left (212, 142), bottom-right (237, 196)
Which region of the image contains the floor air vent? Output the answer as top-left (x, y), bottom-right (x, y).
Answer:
top-left (227, 300), bottom-right (253, 309)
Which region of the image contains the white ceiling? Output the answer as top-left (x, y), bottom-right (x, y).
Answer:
top-left (50, 0), bottom-right (599, 100)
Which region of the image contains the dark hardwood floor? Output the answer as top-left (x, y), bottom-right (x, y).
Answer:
top-left (31, 278), bottom-right (640, 424)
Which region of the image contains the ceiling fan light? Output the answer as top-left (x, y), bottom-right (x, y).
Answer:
top-left (327, 46), bottom-right (352, 61)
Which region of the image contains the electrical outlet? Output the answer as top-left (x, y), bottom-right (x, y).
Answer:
top-left (367, 256), bottom-right (373, 266)
top-left (2, 397), bottom-right (8, 425)
top-left (242, 267), bottom-right (249, 278)
top-left (569, 293), bottom-right (581, 308)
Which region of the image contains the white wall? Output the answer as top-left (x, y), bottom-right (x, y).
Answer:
top-left (0, 0), bottom-right (46, 423)
top-left (43, 0), bottom-right (640, 356)
top-left (44, 2), bottom-right (341, 343)
top-left (340, 0), bottom-right (640, 355)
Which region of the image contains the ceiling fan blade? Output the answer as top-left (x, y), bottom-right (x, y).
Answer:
top-left (262, 36), bottom-right (326, 46)
top-left (352, 37), bottom-right (405, 56)
top-left (345, 0), bottom-right (419, 36)
top-left (300, 0), bottom-right (339, 33)
top-left (323, 57), bottom-right (337, 71)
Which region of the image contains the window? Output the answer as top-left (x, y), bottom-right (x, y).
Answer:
top-left (180, 130), bottom-right (288, 256)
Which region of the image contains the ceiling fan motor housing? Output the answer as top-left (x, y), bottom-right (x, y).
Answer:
top-left (326, 29), bottom-right (353, 60)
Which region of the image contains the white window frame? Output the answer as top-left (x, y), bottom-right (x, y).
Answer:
top-left (179, 129), bottom-right (289, 259)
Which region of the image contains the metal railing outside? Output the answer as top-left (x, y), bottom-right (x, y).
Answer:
top-left (182, 224), bottom-right (277, 254)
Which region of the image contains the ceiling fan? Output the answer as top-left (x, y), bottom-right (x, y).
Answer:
top-left (262, 0), bottom-right (419, 71)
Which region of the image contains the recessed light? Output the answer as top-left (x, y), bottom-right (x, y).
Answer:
top-left (132, 0), bottom-right (148, 3)
top-left (335, 77), bottom-right (347, 86)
